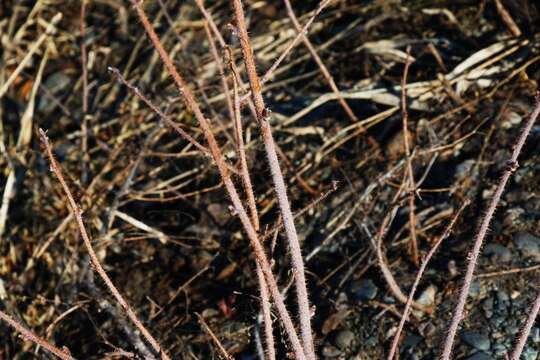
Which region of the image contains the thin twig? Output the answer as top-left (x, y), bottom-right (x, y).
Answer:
top-left (282, 0), bottom-right (357, 122)
top-left (387, 200), bottom-right (468, 360)
top-left (107, 67), bottom-right (206, 154)
top-left (0, 13), bottom-right (62, 99)
top-left (196, 313), bottom-right (233, 360)
top-left (230, 0), bottom-right (315, 358)
top-left (130, 2), bottom-right (305, 358)
top-left (80, 0), bottom-right (89, 184)
top-left (260, 0), bottom-right (332, 86)
top-left (193, 0), bottom-right (260, 121)
top-left (204, 22), bottom-right (234, 125)
top-left (39, 129), bottom-right (171, 360)
top-left (440, 94), bottom-right (540, 360)
top-left (400, 47), bottom-right (419, 266)
top-left (0, 309), bottom-right (75, 360)
top-left (494, 0), bottom-right (521, 37)
top-left (108, 67), bottom-right (238, 176)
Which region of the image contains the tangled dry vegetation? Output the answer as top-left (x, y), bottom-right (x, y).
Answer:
top-left (1, 0), bottom-right (540, 359)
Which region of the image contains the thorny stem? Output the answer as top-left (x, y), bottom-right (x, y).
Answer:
top-left (440, 94), bottom-right (540, 360)
top-left (39, 130), bottom-right (171, 360)
top-left (387, 201), bottom-right (469, 360)
top-left (131, 2), bottom-right (306, 358)
top-left (229, 50), bottom-right (260, 235)
top-left (230, 0), bottom-right (315, 358)
top-left (0, 309), bottom-right (75, 360)
top-left (509, 290), bottom-right (540, 360)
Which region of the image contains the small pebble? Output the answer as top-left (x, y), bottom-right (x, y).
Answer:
top-left (461, 330), bottom-right (491, 351)
top-left (481, 297), bottom-right (494, 318)
top-left (531, 327), bottom-right (540, 343)
top-left (492, 342), bottom-right (508, 356)
top-left (402, 334), bottom-right (423, 349)
top-left (412, 285), bottom-right (437, 318)
top-left (322, 345), bottom-right (341, 357)
top-left (514, 232), bottom-right (540, 260)
top-left (484, 243), bottom-right (512, 263)
top-left (496, 290), bottom-right (510, 304)
top-left (334, 330), bottom-right (355, 350)
top-left (416, 285), bottom-right (436, 307)
top-left (464, 352), bottom-right (493, 360)
top-left (469, 280), bottom-right (485, 298)
top-left (522, 347), bottom-right (538, 360)
top-left (350, 279), bottom-right (378, 302)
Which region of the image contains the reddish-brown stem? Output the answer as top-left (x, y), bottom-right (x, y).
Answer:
top-left (440, 94), bottom-right (540, 360)
top-left (282, 0), bottom-right (357, 123)
top-left (387, 200), bottom-right (468, 360)
top-left (39, 129), bottom-right (171, 360)
top-left (230, 0), bottom-right (315, 358)
top-left (0, 310), bottom-right (75, 360)
top-left (130, 2), bottom-right (305, 358)
top-left (509, 290), bottom-right (540, 360)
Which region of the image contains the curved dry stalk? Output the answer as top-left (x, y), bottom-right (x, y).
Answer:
top-left (440, 94), bottom-right (540, 360)
top-left (387, 200), bottom-right (468, 360)
top-left (39, 130), bottom-right (171, 360)
top-left (130, 2), bottom-right (305, 358)
top-left (230, 0), bottom-right (315, 358)
top-left (372, 203), bottom-right (431, 314)
top-left (509, 290), bottom-right (540, 360)
top-left (0, 309), bottom-right (75, 360)
top-left (367, 178), bottom-right (431, 314)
